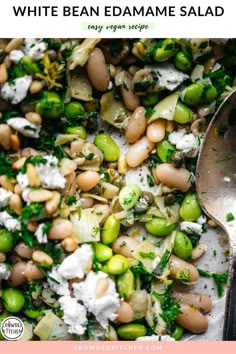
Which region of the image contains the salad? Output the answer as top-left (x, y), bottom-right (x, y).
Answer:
top-left (0, 38), bottom-right (234, 341)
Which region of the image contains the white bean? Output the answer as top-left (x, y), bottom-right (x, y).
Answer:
top-left (0, 124), bottom-right (12, 150)
top-left (155, 163), bottom-right (193, 192)
top-left (120, 72), bottom-right (140, 111)
top-left (112, 236), bottom-right (139, 258)
top-left (125, 106), bottom-right (147, 143)
top-left (24, 262), bottom-right (45, 280)
top-left (147, 119), bottom-right (166, 143)
top-left (126, 136), bottom-right (155, 168)
top-left (116, 302), bottom-right (134, 323)
top-left (76, 171), bottom-right (100, 192)
top-left (8, 262), bottom-right (27, 287)
top-left (86, 47), bottom-right (110, 92)
top-left (191, 243), bottom-right (207, 261)
top-left (15, 242), bottom-right (34, 259)
top-left (172, 291), bottom-right (212, 314)
top-left (170, 255), bottom-right (199, 283)
top-left (48, 218), bottom-right (73, 240)
top-left (175, 303), bottom-right (208, 334)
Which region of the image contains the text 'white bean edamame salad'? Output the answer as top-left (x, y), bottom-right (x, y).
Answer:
top-left (0, 38), bottom-right (233, 341)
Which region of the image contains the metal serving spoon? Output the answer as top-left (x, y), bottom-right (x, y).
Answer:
top-left (196, 89), bottom-right (236, 340)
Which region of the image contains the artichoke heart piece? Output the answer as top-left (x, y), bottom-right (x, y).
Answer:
top-left (100, 91), bottom-right (131, 130)
top-left (133, 231), bottom-right (176, 280)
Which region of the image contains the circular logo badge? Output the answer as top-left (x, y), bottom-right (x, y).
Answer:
top-left (0, 317), bottom-right (24, 341)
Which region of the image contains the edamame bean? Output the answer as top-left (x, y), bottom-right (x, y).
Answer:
top-left (156, 139), bottom-right (176, 162)
top-left (204, 85), bottom-right (218, 103)
top-left (21, 55), bottom-right (40, 75)
top-left (180, 193), bottom-right (202, 221)
top-left (2, 288), bottom-right (25, 313)
top-left (170, 325), bottom-right (184, 340)
top-left (174, 51), bottom-right (192, 72)
top-left (173, 101), bottom-right (193, 124)
top-left (66, 126), bottom-right (87, 139)
top-left (94, 243), bottom-right (113, 262)
top-left (64, 101), bottom-right (85, 119)
top-left (24, 307), bottom-right (45, 319)
top-left (174, 231), bottom-right (193, 260)
top-left (101, 215), bottom-right (120, 246)
top-left (119, 184), bottom-right (141, 210)
top-left (107, 255), bottom-right (129, 275)
top-left (145, 217), bottom-right (176, 237)
top-left (0, 228), bottom-right (16, 252)
top-left (94, 133), bottom-right (120, 162)
top-left (117, 323), bottom-right (147, 340)
top-left (117, 269), bottom-right (135, 298)
top-left (181, 83), bottom-right (203, 106)
top-left (36, 91), bottom-right (63, 119)
top-left (153, 39), bottom-right (177, 62)
top-left (141, 92), bottom-right (161, 107)
top-left (175, 303), bottom-right (208, 334)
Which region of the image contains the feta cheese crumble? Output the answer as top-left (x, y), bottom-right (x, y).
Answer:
top-left (0, 211), bottom-right (21, 231)
top-left (180, 221), bottom-right (203, 235)
top-left (58, 244), bottom-right (93, 280)
top-left (8, 39), bottom-right (48, 64)
top-left (146, 63), bottom-right (189, 91)
top-left (0, 263), bottom-right (11, 280)
top-left (59, 295), bottom-right (88, 335)
top-left (9, 49), bottom-right (24, 63)
top-left (24, 38), bottom-right (48, 60)
top-left (1, 76), bottom-right (32, 104)
top-left (7, 117), bottom-right (41, 138)
top-left (47, 266), bottom-right (70, 296)
top-left (168, 129), bottom-right (199, 157)
top-left (0, 188), bottom-right (12, 208)
top-left (73, 271), bottom-right (120, 328)
top-left (35, 223), bottom-right (48, 244)
top-left (16, 155), bottom-right (66, 191)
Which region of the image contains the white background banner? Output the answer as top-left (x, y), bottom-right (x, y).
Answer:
top-left (0, 0), bottom-right (235, 37)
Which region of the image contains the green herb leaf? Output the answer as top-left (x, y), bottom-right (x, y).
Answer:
top-left (153, 284), bottom-right (182, 324)
top-left (21, 203), bottom-right (44, 223)
top-left (146, 174), bottom-right (155, 187)
top-left (226, 212), bottom-right (235, 222)
top-left (139, 251), bottom-right (156, 260)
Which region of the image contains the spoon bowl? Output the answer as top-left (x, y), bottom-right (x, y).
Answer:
top-left (196, 89), bottom-right (236, 340)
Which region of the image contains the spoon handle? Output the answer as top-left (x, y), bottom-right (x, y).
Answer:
top-left (223, 246), bottom-right (236, 340)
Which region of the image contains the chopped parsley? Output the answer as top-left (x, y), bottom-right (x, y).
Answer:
top-left (0, 154), bottom-right (17, 178)
top-left (198, 268), bottom-right (228, 297)
top-left (133, 80), bottom-right (156, 93)
top-left (153, 250), bottom-right (171, 276)
top-left (153, 284), bottom-right (181, 324)
top-left (226, 212), bottom-right (235, 222)
top-left (145, 107), bottom-right (155, 118)
top-left (67, 196), bottom-right (77, 206)
top-left (146, 174), bottom-right (155, 187)
top-left (139, 251), bottom-right (156, 260)
top-left (21, 203), bottom-right (44, 223)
